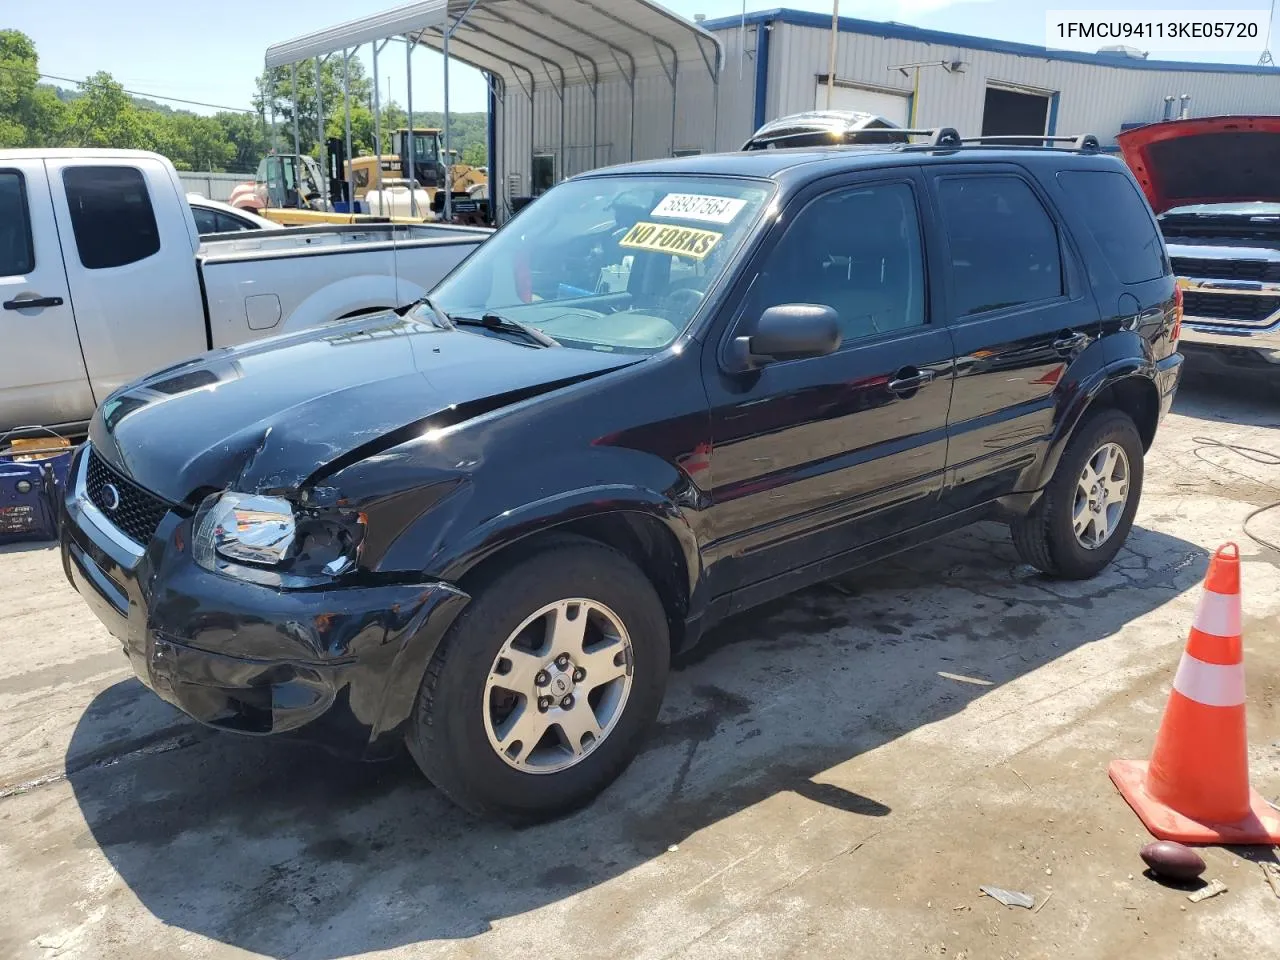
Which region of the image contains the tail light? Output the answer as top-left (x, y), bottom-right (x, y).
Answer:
top-left (1171, 284), bottom-right (1184, 345)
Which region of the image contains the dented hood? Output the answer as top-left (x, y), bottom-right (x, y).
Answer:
top-left (88, 312), bottom-right (634, 503)
top-left (1117, 116), bottom-right (1280, 214)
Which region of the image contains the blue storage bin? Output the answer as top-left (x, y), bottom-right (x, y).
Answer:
top-left (0, 428), bottom-right (74, 545)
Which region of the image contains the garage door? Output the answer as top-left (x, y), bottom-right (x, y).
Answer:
top-left (814, 82), bottom-right (910, 125)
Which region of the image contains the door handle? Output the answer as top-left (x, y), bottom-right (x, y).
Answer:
top-left (887, 368), bottom-right (936, 394)
top-left (1052, 330), bottom-right (1088, 353)
top-left (3, 295), bottom-right (64, 311)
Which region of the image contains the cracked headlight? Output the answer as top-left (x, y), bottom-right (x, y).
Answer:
top-left (194, 493), bottom-right (296, 569)
top-left (192, 491), bottom-right (367, 583)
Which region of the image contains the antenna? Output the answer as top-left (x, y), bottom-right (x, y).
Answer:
top-left (1263, 0), bottom-right (1277, 64)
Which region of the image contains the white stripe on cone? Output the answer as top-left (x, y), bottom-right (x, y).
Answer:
top-left (1193, 588), bottom-right (1242, 639)
top-left (1171, 651), bottom-right (1246, 708)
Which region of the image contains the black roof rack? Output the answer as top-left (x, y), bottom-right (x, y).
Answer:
top-left (900, 132), bottom-right (1100, 154)
top-left (895, 127), bottom-right (962, 146)
top-left (960, 134), bottom-right (1100, 151)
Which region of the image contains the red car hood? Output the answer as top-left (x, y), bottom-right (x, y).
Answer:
top-left (1117, 116), bottom-right (1280, 214)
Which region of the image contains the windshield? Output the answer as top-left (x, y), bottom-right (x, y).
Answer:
top-left (412, 133), bottom-right (440, 164)
top-left (427, 175), bottom-right (773, 354)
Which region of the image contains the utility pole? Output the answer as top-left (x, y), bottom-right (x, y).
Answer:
top-left (826, 1), bottom-right (840, 109)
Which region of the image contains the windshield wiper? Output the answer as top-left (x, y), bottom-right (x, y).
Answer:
top-left (412, 295), bottom-right (452, 328)
top-left (450, 313), bottom-right (560, 348)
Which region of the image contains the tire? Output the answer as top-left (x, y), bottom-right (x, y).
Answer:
top-left (1011, 408), bottom-right (1144, 580)
top-left (405, 536), bottom-right (670, 822)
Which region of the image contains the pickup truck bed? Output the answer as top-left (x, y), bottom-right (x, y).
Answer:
top-left (198, 222), bottom-right (487, 351)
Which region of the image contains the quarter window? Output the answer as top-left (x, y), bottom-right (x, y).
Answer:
top-left (937, 175), bottom-right (1063, 316)
top-left (191, 205), bottom-right (219, 235)
top-left (1057, 170), bottom-right (1167, 284)
top-left (62, 166), bottom-right (161, 269)
top-left (752, 181), bottom-right (927, 342)
top-left (0, 171), bottom-right (35, 276)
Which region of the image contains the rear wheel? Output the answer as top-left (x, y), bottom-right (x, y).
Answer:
top-left (405, 537), bottom-right (669, 822)
top-left (1011, 409), bottom-right (1144, 579)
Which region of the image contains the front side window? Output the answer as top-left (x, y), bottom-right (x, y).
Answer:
top-left (62, 166), bottom-right (160, 269)
top-left (0, 171), bottom-right (35, 276)
top-left (750, 181), bottom-right (926, 342)
top-left (429, 175), bottom-right (773, 354)
top-left (937, 175), bottom-right (1063, 316)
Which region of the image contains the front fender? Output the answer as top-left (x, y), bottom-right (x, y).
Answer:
top-left (436, 483), bottom-right (702, 603)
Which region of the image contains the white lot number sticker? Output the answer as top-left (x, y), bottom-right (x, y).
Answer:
top-left (651, 193), bottom-right (748, 225)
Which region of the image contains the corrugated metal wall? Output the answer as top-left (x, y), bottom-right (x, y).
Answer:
top-left (490, 16), bottom-right (1280, 219)
top-left (758, 22), bottom-right (1280, 144)
top-left (493, 63), bottom-right (719, 218)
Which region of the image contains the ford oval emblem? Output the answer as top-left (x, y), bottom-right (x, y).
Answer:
top-left (101, 483), bottom-right (121, 512)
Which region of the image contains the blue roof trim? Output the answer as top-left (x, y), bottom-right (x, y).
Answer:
top-left (701, 8), bottom-right (1280, 77)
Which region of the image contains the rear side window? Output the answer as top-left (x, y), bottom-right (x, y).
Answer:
top-left (1057, 170), bottom-right (1167, 283)
top-left (190, 205), bottom-right (219, 235)
top-left (0, 171), bottom-right (36, 276)
top-left (62, 166), bottom-right (161, 269)
top-left (216, 211), bottom-right (254, 232)
top-left (937, 175), bottom-right (1063, 316)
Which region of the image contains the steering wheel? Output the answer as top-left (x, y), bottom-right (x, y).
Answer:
top-left (664, 287), bottom-right (706, 315)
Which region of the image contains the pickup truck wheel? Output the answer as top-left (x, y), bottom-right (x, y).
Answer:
top-left (405, 538), bottom-right (669, 822)
top-left (1011, 409), bottom-right (1144, 580)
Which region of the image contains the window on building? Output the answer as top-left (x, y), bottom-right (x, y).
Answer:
top-left (532, 154), bottom-right (556, 195)
top-left (62, 166), bottom-right (161, 269)
top-left (1057, 170), bottom-right (1168, 283)
top-left (753, 181), bottom-right (927, 342)
top-left (0, 171), bottom-right (35, 276)
top-left (936, 175), bottom-right (1063, 316)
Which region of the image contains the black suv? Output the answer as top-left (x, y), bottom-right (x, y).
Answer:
top-left (61, 136), bottom-right (1183, 821)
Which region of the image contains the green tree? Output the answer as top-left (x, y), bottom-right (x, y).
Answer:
top-left (216, 111), bottom-right (266, 172)
top-left (256, 58), bottom-right (373, 156)
top-left (65, 72), bottom-right (148, 148)
top-left (0, 29), bottom-right (67, 147)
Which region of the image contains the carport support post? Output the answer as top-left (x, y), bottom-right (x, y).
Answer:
top-left (290, 63), bottom-right (300, 161)
top-left (315, 55), bottom-right (327, 206)
top-left (373, 39), bottom-right (390, 208)
top-left (406, 37), bottom-right (417, 218)
top-left (343, 49), bottom-right (354, 209)
top-left (442, 0), bottom-right (482, 225)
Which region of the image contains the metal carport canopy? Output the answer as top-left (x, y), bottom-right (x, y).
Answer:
top-left (263, 0), bottom-right (724, 87)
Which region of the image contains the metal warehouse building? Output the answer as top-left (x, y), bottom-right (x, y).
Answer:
top-left (267, 2), bottom-right (1280, 223)
top-left (488, 6), bottom-right (1280, 218)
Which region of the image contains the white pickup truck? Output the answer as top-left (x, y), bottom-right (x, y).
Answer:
top-left (0, 149), bottom-right (491, 435)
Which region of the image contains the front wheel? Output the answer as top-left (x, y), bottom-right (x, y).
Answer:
top-left (405, 537), bottom-right (670, 822)
top-left (1011, 409), bottom-right (1145, 580)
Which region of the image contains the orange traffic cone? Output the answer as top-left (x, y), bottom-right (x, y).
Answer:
top-left (1109, 543), bottom-right (1280, 844)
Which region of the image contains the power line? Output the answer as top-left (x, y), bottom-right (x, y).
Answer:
top-left (0, 63), bottom-right (255, 113)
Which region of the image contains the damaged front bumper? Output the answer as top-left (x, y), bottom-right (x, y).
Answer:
top-left (59, 445), bottom-right (468, 758)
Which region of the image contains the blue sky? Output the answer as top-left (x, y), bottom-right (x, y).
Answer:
top-left (9, 0), bottom-right (1276, 116)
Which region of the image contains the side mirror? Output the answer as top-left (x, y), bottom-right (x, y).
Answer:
top-left (727, 303), bottom-right (841, 371)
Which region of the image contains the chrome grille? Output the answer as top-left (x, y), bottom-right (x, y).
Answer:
top-left (85, 448), bottom-right (172, 546)
top-left (1171, 257), bottom-right (1280, 283)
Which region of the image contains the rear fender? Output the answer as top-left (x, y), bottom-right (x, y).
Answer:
top-left (281, 274), bottom-right (423, 332)
top-left (1014, 356), bottom-right (1158, 503)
